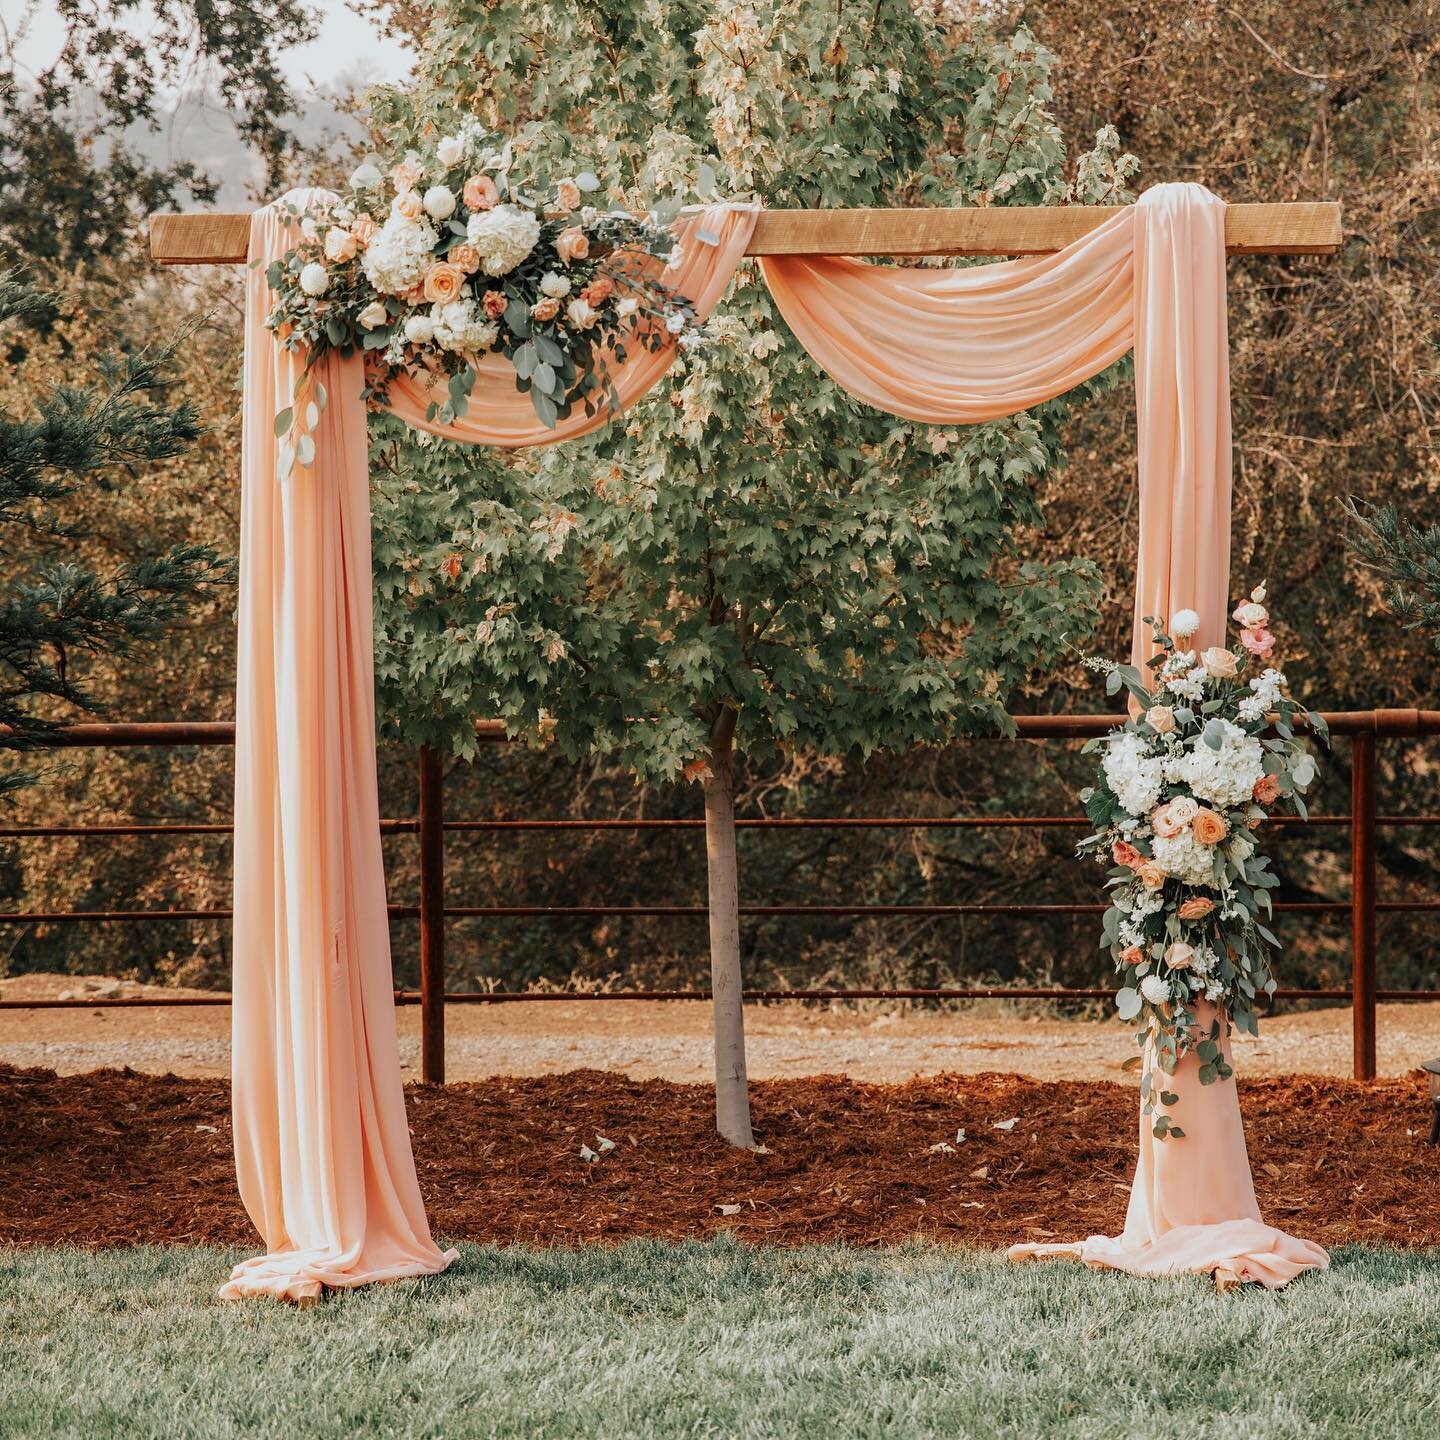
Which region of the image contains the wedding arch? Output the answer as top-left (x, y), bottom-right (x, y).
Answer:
top-left (153, 187), bottom-right (1341, 1303)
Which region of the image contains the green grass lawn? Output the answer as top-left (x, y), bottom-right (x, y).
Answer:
top-left (2, 1240), bottom-right (1438, 1439)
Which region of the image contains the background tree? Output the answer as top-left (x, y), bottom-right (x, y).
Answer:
top-left (1346, 501), bottom-right (1440, 654)
top-left (0, 272), bottom-right (231, 797)
top-left (367, 1), bottom-right (1134, 1143)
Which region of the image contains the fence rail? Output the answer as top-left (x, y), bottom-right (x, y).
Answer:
top-left (4, 709), bottom-right (1440, 1083)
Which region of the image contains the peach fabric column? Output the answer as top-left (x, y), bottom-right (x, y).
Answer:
top-left (762, 183), bottom-right (1324, 1286)
top-left (224, 190), bottom-right (457, 1303)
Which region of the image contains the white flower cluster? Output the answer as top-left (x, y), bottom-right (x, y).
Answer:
top-left (361, 214), bottom-right (438, 294)
top-left (466, 204), bottom-right (542, 276)
top-left (1151, 830), bottom-right (1221, 888)
top-left (429, 300), bottom-right (500, 354)
top-left (1102, 730), bottom-right (1166, 816)
top-left (1237, 667), bottom-right (1287, 723)
top-left (1165, 721), bottom-right (1265, 809)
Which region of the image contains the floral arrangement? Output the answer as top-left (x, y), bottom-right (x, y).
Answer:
top-left (262, 118), bottom-right (700, 467)
top-left (1078, 586), bottom-right (1326, 1140)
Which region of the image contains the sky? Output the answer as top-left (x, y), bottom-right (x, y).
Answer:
top-left (2, 0), bottom-right (418, 93)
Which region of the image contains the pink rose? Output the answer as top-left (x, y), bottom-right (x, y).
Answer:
top-left (554, 178), bottom-right (582, 210)
top-left (1200, 646), bottom-right (1238, 679)
top-left (1240, 627), bottom-right (1275, 658)
top-left (1151, 796), bottom-right (1198, 839)
top-left (530, 296), bottom-right (560, 322)
top-left (463, 174), bottom-right (499, 211)
top-left (1164, 942), bottom-right (1196, 970)
top-left (392, 190), bottom-right (425, 221)
top-left (1178, 897), bottom-right (1215, 921)
top-left (1145, 705), bottom-right (1175, 735)
top-left (481, 290), bottom-right (508, 320)
top-left (555, 226), bottom-right (590, 263)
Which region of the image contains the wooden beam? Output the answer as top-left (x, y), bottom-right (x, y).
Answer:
top-left (149, 200), bottom-right (1342, 266)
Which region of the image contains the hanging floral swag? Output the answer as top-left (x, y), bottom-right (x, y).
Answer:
top-left (260, 118), bottom-right (703, 471)
top-left (1078, 586), bottom-right (1327, 1140)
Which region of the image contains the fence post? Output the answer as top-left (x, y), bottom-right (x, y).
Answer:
top-left (418, 744), bottom-right (446, 1085)
top-left (1350, 730), bottom-right (1377, 1081)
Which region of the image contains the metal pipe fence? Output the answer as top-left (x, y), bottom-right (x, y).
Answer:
top-left (4, 708), bottom-right (1440, 1083)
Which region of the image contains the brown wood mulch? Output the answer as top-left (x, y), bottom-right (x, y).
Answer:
top-left (1, 1063), bottom-right (1436, 1251)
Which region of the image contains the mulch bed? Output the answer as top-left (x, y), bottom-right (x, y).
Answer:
top-left (2, 1064), bottom-right (1436, 1250)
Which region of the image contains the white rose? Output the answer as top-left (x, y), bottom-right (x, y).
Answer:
top-left (436, 136), bottom-right (465, 168)
top-left (1170, 609), bottom-right (1201, 639)
top-left (540, 271), bottom-right (571, 298)
top-left (298, 262), bottom-right (330, 296)
top-left (664, 310), bottom-right (686, 334)
top-left (566, 297), bottom-right (597, 330)
top-left (404, 314), bottom-right (435, 344)
top-left (358, 301), bottom-right (389, 330)
top-left (423, 185), bottom-right (456, 220)
top-left (1140, 975), bottom-right (1172, 1006)
top-left (616, 297), bottom-right (638, 318)
top-left (350, 160), bottom-right (383, 189)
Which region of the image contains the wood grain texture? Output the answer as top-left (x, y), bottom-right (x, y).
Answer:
top-left (149, 201), bottom-right (1343, 266)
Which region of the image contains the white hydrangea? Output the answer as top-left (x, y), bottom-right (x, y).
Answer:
top-left (1101, 731), bottom-right (1165, 817)
top-left (1166, 666), bottom-right (1208, 704)
top-left (361, 214), bottom-right (438, 294)
top-left (429, 300), bottom-right (500, 354)
top-left (1167, 721), bottom-right (1265, 809)
top-left (466, 203), bottom-right (541, 275)
top-left (1152, 829), bottom-right (1221, 888)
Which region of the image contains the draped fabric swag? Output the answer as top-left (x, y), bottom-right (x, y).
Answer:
top-left (228, 182), bottom-right (1322, 1302)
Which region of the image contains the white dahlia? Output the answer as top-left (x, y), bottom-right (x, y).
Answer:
top-left (466, 204), bottom-right (541, 276)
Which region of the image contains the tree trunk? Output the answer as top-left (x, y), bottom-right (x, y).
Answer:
top-left (702, 723), bottom-right (754, 1148)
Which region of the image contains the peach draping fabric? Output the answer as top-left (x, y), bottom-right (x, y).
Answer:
top-left (764, 183), bottom-right (1322, 1287)
top-left (381, 204), bottom-right (758, 447)
top-left (760, 182), bottom-right (1234, 667)
top-left (225, 194), bottom-right (754, 1302)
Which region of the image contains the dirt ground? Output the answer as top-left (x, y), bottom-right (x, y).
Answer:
top-left (4, 972), bottom-right (1440, 1082)
top-left (3, 1063), bottom-right (1436, 1252)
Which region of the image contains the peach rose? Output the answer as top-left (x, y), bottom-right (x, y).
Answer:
top-left (1240, 627), bottom-right (1275, 658)
top-left (448, 243), bottom-right (481, 274)
top-left (1112, 841), bottom-right (1144, 869)
top-left (583, 274), bottom-right (615, 305)
top-left (391, 156), bottom-right (424, 192)
top-left (1164, 941), bottom-right (1196, 970)
top-left (555, 226), bottom-right (590, 263)
top-left (392, 189), bottom-right (425, 221)
top-left (463, 174), bottom-right (499, 211)
top-left (1200, 646), bottom-right (1238, 678)
top-left (1191, 808), bottom-right (1229, 845)
top-left (1253, 774), bottom-right (1281, 805)
top-left (481, 289), bottom-right (508, 320)
top-left (530, 296), bottom-right (560, 322)
top-left (1178, 897), bottom-right (1215, 921)
top-left (357, 300), bottom-right (389, 330)
top-left (351, 215), bottom-right (378, 247)
top-left (1152, 796), bottom-right (1199, 839)
top-left (554, 177), bottom-right (582, 210)
top-left (1138, 862), bottom-right (1167, 892)
top-left (423, 262), bottom-right (464, 304)
top-left (1145, 704), bottom-right (1175, 735)
top-left (324, 227), bottom-right (358, 263)
top-left (1120, 945), bottom-right (1145, 967)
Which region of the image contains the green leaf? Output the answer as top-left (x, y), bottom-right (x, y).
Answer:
top-left (273, 407), bottom-right (293, 437)
top-left (1115, 986), bottom-right (1142, 1021)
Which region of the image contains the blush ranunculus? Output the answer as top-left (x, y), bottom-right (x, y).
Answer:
top-left (1191, 808), bottom-right (1229, 845)
top-left (448, 243), bottom-right (481, 274)
top-left (1240, 627), bottom-right (1275, 658)
top-left (1112, 841), bottom-right (1144, 869)
top-left (1151, 796), bottom-right (1198, 839)
top-left (1164, 942), bottom-right (1196, 970)
top-left (392, 189), bottom-right (425, 221)
top-left (1178, 897), bottom-right (1215, 920)
top-left (423, 262), bottom-right (464, 304)
top-left (555, 226), bottom-right (590, 263)
top-left (1253, 774), bottom-right (1281, 805)
top-left (1200, 646), bottom-right (1239, 678)
top-left (481, 289), bottom-right (508, 320)
top-left (530, 296), bottom-right (560, 322)
top-left (463, 174), bottom-right (499, 211)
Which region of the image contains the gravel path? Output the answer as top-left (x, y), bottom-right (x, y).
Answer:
top-left (3, 972), bottom-right (1437, 1081)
